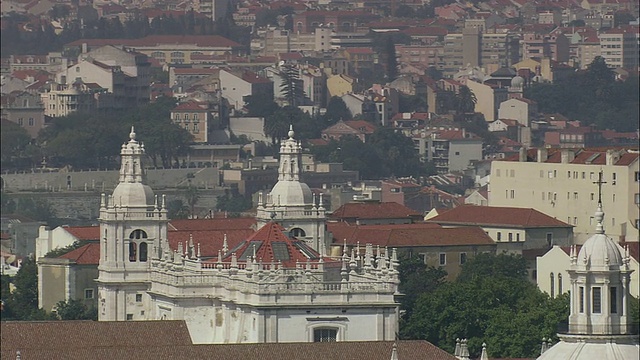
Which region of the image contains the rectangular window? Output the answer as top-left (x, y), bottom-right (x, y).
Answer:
top-left (510, 190), bottom-right (515, 199)
top-left (591, 193), bottom-right (595, 201)
top-left (574, 192), bottom-right (578, 200)
top-left (579, 287), bottom-right (585, 313)
top-left (460, 253), bottom-right (467, 264)
top-left (28, 118), bottom-right (34, 126)
top-left (496, 169), bottom-right (501, 177)
top-left (136, 294), bottom-right (142, 302)
top-left (548, 170), bottom-right (554, 178)
top-left (516, 233), bottom-right (520, 241)
top-left (439, 253), bottom-right (446, 266)
top-left (574, 217), bottom-right (578, 225)
top-left (635, 193), bottom-right (640, 205)
top-left (84, 289), bottom-right (94, 299)
top-left (508, 233), bottom-right (513, 242)
top-left (635, 171), bottom-right (640, 182)
top-left (567, 171), bottom-right (571, 178)
top-left (126, 314), bottom-right (134, 321)
top-left (546, 233), bottom-right (553, 247)
top-left (510, 169), bottom-right (515, 177)
top-left (612, 173), bottom-right (616, 184)
top-left (582, 172), bottom-right (585, 179)
top-left (593, 287), bottom-right (602, 313)
top-left (610, 287), bottom-right (617, 314)
top-left (497, 232), bottom-right (502, 241)
top-left (314, 328), bottom-right (337, 342)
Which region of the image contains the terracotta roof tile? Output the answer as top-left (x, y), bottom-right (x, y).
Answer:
top-left (328, 222), bottom-right (493, 247)
top-left (330, 202), bottom-right (421, 220)
top-left (63, 226), bottom-right (100, 241)
top-left (58, 243), bottom-right (100, 265)
top-left (173, 100), bottom-right (208, 111)
top-left (1, 322), bottom-right (454, 360)
top-left (428, 205), bottom-right (572, 228)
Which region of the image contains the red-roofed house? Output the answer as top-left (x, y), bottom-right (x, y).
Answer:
top-left (491, 147), bottom-right (639, 244)
top-left (38, 242), bottom-right (101, 312)
top-left (321, 120), bottom-right (376, 143)
top-left (427, 205), bottom-right (574, 252)
top-left (329, 202), bottom-right (423, 225)
top-left (327, 221), bottom-right (495, 279)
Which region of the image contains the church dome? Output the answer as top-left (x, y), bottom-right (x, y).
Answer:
top-left (511, 75), bottom-right (524, 88)
top-left (269, 180), bottom-right (312, 207)
top-left (577, 233), bottom-right (624, 268)
top-left (576, 204), bottom-right (624, 268)
top-left (111, 182), bottom-right (155, 208)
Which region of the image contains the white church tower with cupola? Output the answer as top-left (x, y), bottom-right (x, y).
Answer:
top-left (539, 174), bottom-right (638, 359)
top-left (96, 127), bottom-right (169, 321)
top-left (256, 126), bottom-right (328, 253)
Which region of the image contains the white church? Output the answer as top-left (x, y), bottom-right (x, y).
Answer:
top-left (96, 127), bottom-right (400, 344)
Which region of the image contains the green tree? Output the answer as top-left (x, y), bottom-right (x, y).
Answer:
top-left (455, 85), bottom-right (477, 116)
top-left (383, 36), bottom-right (399, 81)
top-left (167, 199), bottom-right (190, 219)
top-left (0, 120), bottom-right (32, 169)
top-left (401, 253), bottom-right (569, 359)
top-left (8, 256), bottom-right (40, 319)
top-left (216, 189), bottom-right (252, 214)
top-left (398, 256), bottom-right (447, 319)
top-left (44, 241), bottom-right (83, 258)
top-left (280, 63), bottom-right (305, 107)
top-left (55, 298), bottom-right (97, 320)
top-left (244, 93), bottom-right (280, 118)
top-left (324, 96), bottom-right (352, 124)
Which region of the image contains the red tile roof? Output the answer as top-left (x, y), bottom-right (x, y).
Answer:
top-left (344, 120), bottom-right (376, 133)
top-left (0, 322), bottom-right (455, 360)
top-left (58, 243), bottom-right (101, 265)
top-left (211, 222), bottom-right (327, 267)
top-left (173, 100), bottom-right (208, 111)
top-left (62, 226), bottom-right (100, 241)
top-left (330, 202), bottom-right (421, 220)
top-left (428, 205), bottom-right (572, 228)
top-left (328, 222), bottom-right (493, 247)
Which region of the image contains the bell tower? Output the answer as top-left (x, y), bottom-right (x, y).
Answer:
top-left (256, 126), bottom-right (328, 253)
top-left (567, 172), bottom-right (634, 335)
top-left (96, 127), bottom-right (169, 321)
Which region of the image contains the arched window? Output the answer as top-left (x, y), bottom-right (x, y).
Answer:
top-left (557, 273), bottom-right (562, 294)
top-left (550, 272), bottom-right (555, 298)
top-left (290, 228), bottom-right (306, 238)
top-left (130, 230), bottom-right (148, 240)
top-left (129, 242), bottom-right (137, 262)
top-left (139, 242), bottom-right (148, 262)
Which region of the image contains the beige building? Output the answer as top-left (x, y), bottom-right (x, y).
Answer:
top-left (490, 148), bottom-right (640, 244)
top-left (465, 79), bottom-right (508, 122)
top-left (326, 74), bottom-right (355, 98)
top-left (598, 27), bottom-right (638, 70)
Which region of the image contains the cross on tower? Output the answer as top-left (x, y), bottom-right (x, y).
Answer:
top-left (592, 170), bottom-right (607, 205)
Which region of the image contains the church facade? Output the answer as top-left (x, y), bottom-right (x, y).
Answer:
top-left (97, 127), bottom-right (400, 344)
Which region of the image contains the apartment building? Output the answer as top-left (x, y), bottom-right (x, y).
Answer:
top-left (414, 129), bottom-right (483, 174)
top-left (170, 100), bottom-right (211, 143)
top-left (490, 148), bottom-right (640, 244)
top-left (443, 29), bottom-right (519, 77)
top-left (598, 27), bottom-right (638, 69)
top-left (522, 32), bottom-right (570, 63)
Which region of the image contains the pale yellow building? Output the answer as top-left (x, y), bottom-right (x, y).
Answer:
top-left (326, 74), bottom-right (355, 98)
top-left (490, 148), bottom-right (640, 244)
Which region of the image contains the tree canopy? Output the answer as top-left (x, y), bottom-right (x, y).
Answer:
top-left (400, 253), bottom-right (569, 359)
top-left (310, 128), bottom-right (434, 179)
top-left (525, 57), bottom-right (639, 132)
top-left (32, 97), bottom-right (192, 170)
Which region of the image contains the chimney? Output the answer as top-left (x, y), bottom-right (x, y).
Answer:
top-left (606, 149), bottom-right (620, 165)
top-left (519, 146), bottom-right (527, 162)
top-left (560, 149), bottom-right (574, 164)
top-left (537, 148), bottom-right (548, 163)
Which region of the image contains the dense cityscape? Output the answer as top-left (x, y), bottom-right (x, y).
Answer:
top-left (0, 0), bottom-right (639, 358)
